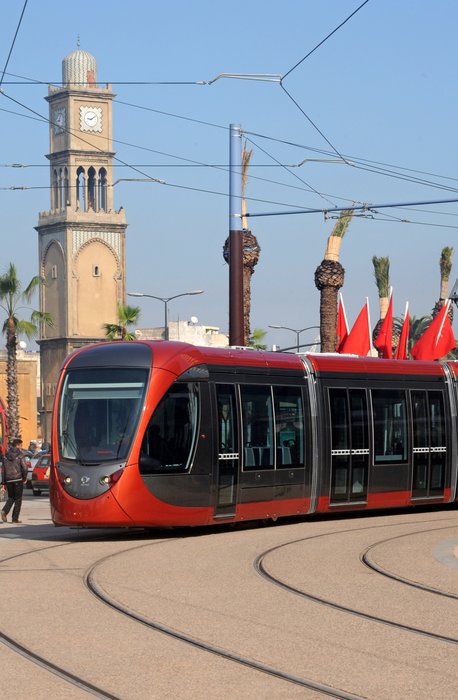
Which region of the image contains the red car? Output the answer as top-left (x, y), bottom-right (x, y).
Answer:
top-left (31, 453), bottom-right (51, 496)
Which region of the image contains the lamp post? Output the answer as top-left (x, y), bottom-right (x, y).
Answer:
top-left (450, 278), bottom-right (458, 309)
top-left (128, 290), bottom-right (204, 341)
top-left (269, 325), bottom-right (320, 352)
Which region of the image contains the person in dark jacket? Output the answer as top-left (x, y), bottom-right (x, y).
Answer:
top-left (1, 438), bottom-right (28, 524)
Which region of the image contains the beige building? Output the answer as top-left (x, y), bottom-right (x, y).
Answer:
top-left (36, 47), bottom-right (127, 440)
top-left (0, 349), bottom-right (40, 446)
top-left (136, 321), bottom-right (229, 347)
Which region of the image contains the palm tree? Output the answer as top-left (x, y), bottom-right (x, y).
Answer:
top-left (103, 303), bottom-right (140, 340)
top-left (372, 255), bottom-right (400, 354)
top-left (432, 246), bottom-right (454, 322)
top-left (314, 209), bottom-right (353, 353)
top-left (223, 143), bottom-right (261, 345)
top-left (248, 328), bottom-right (267, 350)
top-left (408, 314), bottom-right (432, 356)
top-left (0, 263), bottom-right (53, 439)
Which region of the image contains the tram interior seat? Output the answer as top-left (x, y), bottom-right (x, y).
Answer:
top-left (236, 444), bottom-right (294, 468)
top-left (277, 446), bottom-right (292, 465)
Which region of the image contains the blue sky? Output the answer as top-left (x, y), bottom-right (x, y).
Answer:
top-left (1, 0), bottom-right (458, 350)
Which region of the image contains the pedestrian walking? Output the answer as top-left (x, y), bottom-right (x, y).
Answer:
top-left (1, 438), bottom-right (28, 524)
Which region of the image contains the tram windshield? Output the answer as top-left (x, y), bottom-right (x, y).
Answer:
top-left (58, 368), bottom-right (148, 464)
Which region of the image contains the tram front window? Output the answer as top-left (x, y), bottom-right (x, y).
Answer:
top-left (58, 368), bottom-right (148, 463)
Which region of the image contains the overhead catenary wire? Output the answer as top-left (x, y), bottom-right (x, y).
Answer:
top-left (3, 68), bottom-right (458, 225)
top-left (245, 196), bottom-right (458, 219)
top-left (0, 0), bottom-right (29, 89)
top-left (244, 134), bottom-right (339, 208)
top-left (3, 74), bottom-right (458, 197)
top-left (3, 94), bottom-right (458, 225)
top-left (3, 88), bottom-right (458, 226)
top-left (281, 0), bottom-right (371, 81)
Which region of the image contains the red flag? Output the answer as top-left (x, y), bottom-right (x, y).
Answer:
top-left (336, 293), bottom-right (349, 352)
top-left (411, 301), bottom-right (456, 360)
top-left (374, 293), bottom-right (393, 359)
top-left (339, 300), bottom-right (371, 356)
top-left (395, 304), bottom-right (410, 360)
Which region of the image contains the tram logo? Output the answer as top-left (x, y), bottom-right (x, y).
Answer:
top-left (80, 476), bottom-right (91, 485)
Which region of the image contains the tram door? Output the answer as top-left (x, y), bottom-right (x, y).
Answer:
top-left (329, 388), bottom-right (369, 503)
top-left (214, 384), bottom-right (239, 517)
top-left (411, 391), bottom-right (446, 499)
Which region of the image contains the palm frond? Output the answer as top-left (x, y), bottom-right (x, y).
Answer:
top-left (16, 319), bottom-right (40, 339)
top-left (330, 209), bottom-right (353, 239)
top-left (23, 275), bottom-right (45, 302)
top-left (440, 246), bottom-right (454, 281)
top-left (103, 323), bottom-right (122, 340)
top-left (372, 256), bottom-right (390, 298)
top-left (31, 310), bottom-right (54, 327)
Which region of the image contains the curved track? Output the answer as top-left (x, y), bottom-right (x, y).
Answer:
top-left (1, 499), bottom-right (458, 698)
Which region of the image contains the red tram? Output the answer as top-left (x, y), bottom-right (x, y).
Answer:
top-left (49, 341), bottom-right (458, 528)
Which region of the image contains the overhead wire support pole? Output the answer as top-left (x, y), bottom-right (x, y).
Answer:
top-left (245, 196), bottom-right (458, 219)
top-left (229, 124), bottom-right (244, 347)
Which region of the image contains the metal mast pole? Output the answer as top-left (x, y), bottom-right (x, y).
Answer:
top-left (229, 123), bottom-right (244, 346)
top-left (164, 300), bottom-right (169, 341)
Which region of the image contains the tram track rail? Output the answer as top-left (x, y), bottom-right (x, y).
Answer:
top-left (361, 530), bottom-right (458, 600)
top-left (0, 539), bottom-right (123, 699)
top-left (1, 514), bottom-right (457, 699)
top-left (84, 542), bottom-right (365, 700)
top-left (255, 520), bottom-right (458, 647)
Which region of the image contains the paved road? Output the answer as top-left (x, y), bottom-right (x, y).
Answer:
top-left (1, 494), bottom-right (458, 699)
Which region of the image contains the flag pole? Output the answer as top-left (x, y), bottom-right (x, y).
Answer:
top-left (340, 292), bottom-right (349, 331)
top-left (403, 300), bottom-right (409, 321)
top-left (435, 299), bottom-right (451, 346)
top-left (366, 297), bottom-right (375, 356)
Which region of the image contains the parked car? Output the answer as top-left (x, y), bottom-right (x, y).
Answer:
top-left (19, 450), bottom-right (34, 488)
top-left (31, 453), bottom-right (51, 496)
top-left (26, 449), bottom-right (49, 488)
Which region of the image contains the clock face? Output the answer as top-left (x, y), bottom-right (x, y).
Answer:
top-left (80, 105), bottom-right (102, 132)
top-left (53, 107), bottom-right (66, 134)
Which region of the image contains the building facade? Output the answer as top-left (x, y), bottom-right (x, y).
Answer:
top-left (36, 48), bottom-right (127, 439)
top-left (136, 321), bottom-right (229, 347)
top-left (0, 349), bottom-right (39, 447)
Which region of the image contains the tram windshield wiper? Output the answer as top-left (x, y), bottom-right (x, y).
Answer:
top-left (62, 429), bottom-right (84, 465)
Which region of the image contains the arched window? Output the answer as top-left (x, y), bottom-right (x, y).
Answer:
top-left (52, 169), bottom-right (59, 210)
top-left (59, 167), bottom-right (64, 209)
top-left (63, 167), bottom-right (70, 206)
top-left (76, 167), bottom-right (85, 210)
top-left (98, 168), bottom-right (107, 211)
top-left (87, 167), bottom-right (96, 210)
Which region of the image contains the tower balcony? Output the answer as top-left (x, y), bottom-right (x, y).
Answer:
top-left (38, 205), bottom-right (126, 227)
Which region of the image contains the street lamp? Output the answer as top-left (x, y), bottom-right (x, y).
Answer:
top-left (128, 290), bottom-right (204, 341)
top-left (450, 278), bottom-right (458, 309)
top-left (269, 324), bottom-right (320, 352)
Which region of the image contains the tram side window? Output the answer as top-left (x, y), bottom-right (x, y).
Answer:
top-left (273, 386), bottom-right (305, 468)
top-left (429, 392), bottom-right (445, 449)
top-left (330, 389), bottom-right (349, 450)
top-left (139, 382), bottom-right (199, 474)
top-left (412, 391), bottom-right (428, 448)
top-left (372, 390), bottom-right (408, 463)
top-left (241, 385), bottom-right (274, 470)
top-left (217, 385), bottom-right (238, 454)
top-left (429, 392), bottom-right (446, 491)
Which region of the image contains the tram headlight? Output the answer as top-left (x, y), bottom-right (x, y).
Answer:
top-left (100, 468), bottom-right (123, 487)
top-left (63, 476), bottom-right (72, 485)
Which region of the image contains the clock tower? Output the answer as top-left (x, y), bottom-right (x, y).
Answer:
top-left (36, 47), bottom-right (127, 439)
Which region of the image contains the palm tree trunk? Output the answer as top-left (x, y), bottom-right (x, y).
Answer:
top-left (243, 266), bottom-right (252, 345)
top-left (319, 283), bottom-right (340, 352)
top-left (6, 320), bottom-right (19, 438)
